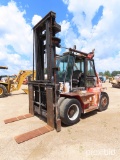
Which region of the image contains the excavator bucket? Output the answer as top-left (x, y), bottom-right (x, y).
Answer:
top-left (0, 66), bottom-right (8, 69)
top-left (22, 88), bottom-right (29, 94)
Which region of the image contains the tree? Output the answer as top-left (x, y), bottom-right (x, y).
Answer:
top-left (104, 71), bottom-right (111, 77)
top-left (111, 71), bottom-right (120, 77)
top-left (99, 72), bottom-right (104, 76)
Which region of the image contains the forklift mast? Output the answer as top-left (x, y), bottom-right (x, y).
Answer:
top-left (29, 11), bottom-right (61, 131)
top-left (33, 11), bottom-right (61, 82)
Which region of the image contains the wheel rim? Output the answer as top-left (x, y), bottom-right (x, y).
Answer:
top-left (0, 88), bottom-right (3, 95)
top-left (101, 96), bottom-right (107, 107)
top-left (67, 104), bottom-right (79, 121)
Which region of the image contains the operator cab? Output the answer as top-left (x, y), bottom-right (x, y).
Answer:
top-left (56, 50), bottom-right (97, 92)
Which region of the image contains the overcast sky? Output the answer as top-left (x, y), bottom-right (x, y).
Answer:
top-left (0, 0), bottom-right (120, 75)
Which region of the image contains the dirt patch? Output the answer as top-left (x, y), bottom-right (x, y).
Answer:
top-left (0, 82), bottom-right (120, 160)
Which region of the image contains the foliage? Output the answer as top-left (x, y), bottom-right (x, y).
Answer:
top-left (111, 71), bottom-right (120, 77)
top-left (104, 70), bottom-right (111, 77)
top-left (99, 72), bottom-right (104, 76)
top-left (99, 70), bottom-right (120, 77)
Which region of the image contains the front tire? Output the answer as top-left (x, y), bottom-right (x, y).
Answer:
top-left (0, 84), bottom-right (7, 98)
top-left (58, 97), bottom-right (65, 107)
top-left (98, 92), bottom-right (109, 111)
top-left (60, 98), bottom-right (81, 125)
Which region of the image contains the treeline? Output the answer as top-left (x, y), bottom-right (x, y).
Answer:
top-left (99, 71), bottom-right (120, 77)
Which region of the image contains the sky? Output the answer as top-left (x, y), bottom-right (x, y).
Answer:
top-left (0, 0), bottom-right (120, 75)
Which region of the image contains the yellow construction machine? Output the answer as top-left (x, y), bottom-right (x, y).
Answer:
top-left (0, 70), bottom-right (35, 98)
top-left (0, 66), bottom-right (8, 69)
top-left (111, 74), bottom-right (120, 88)
top-left (108, 76), bottom-right (114, 83)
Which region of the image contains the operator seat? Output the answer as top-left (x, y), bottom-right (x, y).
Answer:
top-left (79, 73), bottom-right (85, 87)
top-left (72, 70), bottom-right (82, 86)
top-left (72, 70), bottom-right (85, 87)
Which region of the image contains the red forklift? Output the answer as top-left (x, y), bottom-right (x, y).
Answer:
top-left (4, 11), bottom-right (109, 143)
top-left (56, 48), bottom-right (109, 125)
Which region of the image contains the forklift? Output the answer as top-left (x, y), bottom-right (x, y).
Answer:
top-left (4, 11), bottom-right (109, 143)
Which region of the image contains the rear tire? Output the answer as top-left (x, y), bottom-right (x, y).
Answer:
top-left (98, 92), bottom-right (109, 111)
top-left (60, 98), bottom-right (81, 125)
top-left (0, 84), bottom-right (7, 98)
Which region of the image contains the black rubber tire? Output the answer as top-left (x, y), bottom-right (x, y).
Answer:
top-left (58, 97), bottom-right (65, 107)
top-left (98, 92), bottom-right (109, 111)
top-left (60, 98), bottom-right (82, 125)
top-left (0, 84), bottom-right (7, 98)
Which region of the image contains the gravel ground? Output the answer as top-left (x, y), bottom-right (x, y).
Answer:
top-left (0, 82), bottom-right (120, 160)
